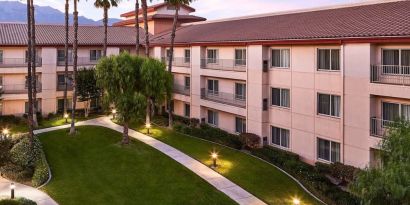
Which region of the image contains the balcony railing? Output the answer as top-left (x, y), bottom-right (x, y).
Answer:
top-left (56, 83), bottom-right (73, 91)
top-left (1, 83), bottom-right (42, 94)
top-left (370, 65), bottom-right (410, 86)
top-left (370, 117), bottom-right (395, 138)
top-left (200, 58), bottom-right (246, 72)
top-left (173, 84), bottom-right (190, 96)
top-left (200, 88), bottom-right (246, 108)
top-left (162, 57), bottom-right (191, 68)
top-left (0, 58), bottom-right (42, 67)
top-left (57, 57), bottom-right (100, 66)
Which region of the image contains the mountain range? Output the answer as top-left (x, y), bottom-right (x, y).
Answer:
top-left (0, 1), bottom-right (121, 26)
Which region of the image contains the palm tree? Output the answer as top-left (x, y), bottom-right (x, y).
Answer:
top-left (94, 0), bottom-right (121, 57)
top-left (69, 0), bottom-right (79, 135)
top-left (135, 0), bottom-right (140, 54)
top-left (63, 0), bottom-right (69, 119)
top-left (165, 0), bottom-right (193, 128)
top-left (26, 0), bottom-right (34, 145)
top-left (30, 0), bottom-right (38, 128)
top-left (141, 0), bottom-right (149, 57)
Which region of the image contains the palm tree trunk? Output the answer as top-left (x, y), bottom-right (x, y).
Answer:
top-left (70, 0), bottom-right (79, 135)
top-left (63, 0), bottom-right (69, 117)
top-left (26, 0), bottom-right (34, 146)
top-left (167, 6), bottom-right (179, 128)
top-left (135, 0), bottom-right (140, 55)
top-left (141, 0), bottom-right (149, 57)
top-left (122, 121), bottom-right (129, 145)
top-left (103, 7), bottom-right (108, 57)
top-left (30, 0), bottom-right (38, 128)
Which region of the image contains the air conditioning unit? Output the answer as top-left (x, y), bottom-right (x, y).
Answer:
top-left (263, 60), bottom-right (269, 72)
top-left (262, 98), bottom-right (268, 111)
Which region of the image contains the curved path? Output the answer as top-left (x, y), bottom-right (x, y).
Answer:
top-left (31, 116), bottom-right (266, 205)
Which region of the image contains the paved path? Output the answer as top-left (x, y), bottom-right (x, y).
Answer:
top-left (18, 117), bottom-right (266, 205)
top-left (0, 176), bottom-right (58, 205)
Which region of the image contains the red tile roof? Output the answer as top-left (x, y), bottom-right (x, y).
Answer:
top-left (151, 1), bottom-right (410, 45)
top-left (120, 2), bottom-right (196, 18)
top-left (0, 23), bottom-right (149, 46)
top-left (113, 14), bottom-right (206, 27)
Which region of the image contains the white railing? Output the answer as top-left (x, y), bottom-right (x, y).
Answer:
top-left (370, 117), bottom-right (394, 138)
top-left (370, 65), bottom-right (410, 86)
top-left (201, 88), bottom-right (246, 108)
top-left (1, 83), bottom-right (42, 94)
top-left (200, 58), bottom-right (246, 72)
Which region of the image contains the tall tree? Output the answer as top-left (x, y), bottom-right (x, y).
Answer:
top-left (351, 120), bottom-right (410, 204)
top-left (69, 0), bottom-right (79, 135)
top-left (141, 0), bottom-right (149, 57)
top-left (77, 68), bottom-right (101, 118)
top-left (165, 0), bottom-right (193, 127)
top-left (30, 0), bottom-right (38, 128)
top-left (96, 53), bottom-right (146, 144)
top-left (140, 58), bottom-right (172, 127)
top-left (63, 0), bottom-right (70, 119)
top-left (135, 0), bottom-right (140, 55)
top-left (94, 0), bottom-right (121, 57)
top-left (26, 0), bottom-right (34, 145)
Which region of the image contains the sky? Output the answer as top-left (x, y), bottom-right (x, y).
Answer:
top-left (4, 0), bottom-right (375, 21)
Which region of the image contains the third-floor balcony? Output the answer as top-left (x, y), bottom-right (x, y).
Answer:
top-left (173, 84), bottom-right (190, 96)
top-left (57, 57), bottom-right (100, 66)
top-left (201, 59), bottom-right (246, 72)
top-left (162, 57), bottom-right (190, 68)
top-left (1, 83), bottom-right (42, 94)
top-left (0, 58), bottom-right (42, 68)
top-left (56, 83), bottom-right (73, 91)
top-left (370, 117), bottom-right (394, 138)
top-left (370, 65), bottom-right (410, 86)
top-left (200, 88), bottom-right (246, 108)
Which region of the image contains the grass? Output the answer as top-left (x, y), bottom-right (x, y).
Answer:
top-left (132, 122), bottom-right (322, 205)
top-left (38, 126), bottom-right (235, 205)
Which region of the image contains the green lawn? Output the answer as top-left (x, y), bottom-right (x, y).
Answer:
top-left (39, 126), bottom-right (235, 205)
top-left (133, 123), bottom-right (321, 205)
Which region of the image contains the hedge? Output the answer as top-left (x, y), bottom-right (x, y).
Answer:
top-left (0, 198), bottom-right (37, 205)
top-left (31, 152), bottom-right (49, 187)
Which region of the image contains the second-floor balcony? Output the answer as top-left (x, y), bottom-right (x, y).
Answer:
top-left (162, 57), bottom-right (191, 68)
top-left (201, 58), bottom-right (246, 72)
top-left (370, 65), bottom-right (410, 86)
top-left (57, 57), bottom-right (100, 66)
top-left (0, 58), bottom-right (42, 68)
top-left (56, 83), bottom-right (73, 91)
top-left (200, 88), bottom-right (246, 108)
top-left (173, 84), bottom-right (190, 96)
top-left (0, 83), bottom-right (42, 94)
top-left (370, 117), bottom-right (394, 138)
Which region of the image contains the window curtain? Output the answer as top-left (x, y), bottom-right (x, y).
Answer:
top-left (318, 139), bottom-right (330, 161)
top-left (281, 89), bottom-right (290, 107)
top-left (318, 49), bottom-right (330, 70)
top-left (0, 50), bottom-right (3, 63)
top-left (271, 50), bottom-right (281, 67)
top-left (272, 127), bottom-right (281, 145)
top-left (272, 88), bottom-right (281, 106)
top-left (383, 50), bottom-right (400, 65)
top-left (281, 129), bottom-right (290, 148)
top-left (331, 142), bottom-right (340, 162)
top-left (331, 49), bottom-right (340, 70)
top-left (318, 94), bottom-right (330, 115)
top-left (383, 102), bottom-right (400, 122)
top-left (281, 49), bottom-right (290, 67)
top-left (331, 95), bottom-right (341, 117)
top-left (401, 104), bottom-right (410, 121)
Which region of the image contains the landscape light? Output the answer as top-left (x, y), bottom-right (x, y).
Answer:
top-left (10, 183), bottom-right (15, 199)
top-left (146, 123), bottom-right (151, 134)
top-left (211, 152), bottom-right (218, 168)
top-left (293, 198), bottom-right (301, 205)
top-left (112, 109), bottom-right (117, 119)
top-left (2, 128), bottom-right (9, 136)
top-left (64, 113), bottom-right (69, 123)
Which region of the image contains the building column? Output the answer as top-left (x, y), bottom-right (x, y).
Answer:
top-left (190, 46), bottom-right (202, 120)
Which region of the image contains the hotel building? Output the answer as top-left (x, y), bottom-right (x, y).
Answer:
top-left (2, 0), bottom-right (410, 168)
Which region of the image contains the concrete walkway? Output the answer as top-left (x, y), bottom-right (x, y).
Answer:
top-left (0, 176), bottom-right (58, 205)
top-left (34, 117), bottom-right (267, 205)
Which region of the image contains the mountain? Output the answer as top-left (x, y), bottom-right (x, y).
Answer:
top-left (0, 1), bottom-right (121, 26)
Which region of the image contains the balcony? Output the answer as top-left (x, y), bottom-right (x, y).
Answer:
top-left (201, 59), bottom-right (246, 72)
top-left (162, 57), bottom-right (190, 68)
top-left (370, 65), bottom-right (410, 86)
top-left (201, 88), bottom-right (246, 108)
top-left (57, 83), bottom-right (73, 91)
top-left (57, 57), bottom-right (100, 66)
top-left (370, 117), bottom-right (394, 138)
top-left (1, 83), bottom-right (42, 94)
top-left (173, 84), bottom-right (190, 96)
top-left (0, 58), bottom-right (42, 67)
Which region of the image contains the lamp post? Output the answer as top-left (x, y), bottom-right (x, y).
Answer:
top-left (211, 152), bottom-right (218, 168)
top-left (112, 109), bottom-right (117, 120)
top-left (293, 198), bottom-right (301, 205)
top-left (146, 123), bottom-right (151, 134)
top-left (10, 183), bottom-right (15, 199)
top-left (64, 113), bottom-right (69, 123)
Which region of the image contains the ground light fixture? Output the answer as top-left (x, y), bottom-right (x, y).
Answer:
top-left (112, 109), bottom-right (117, 119)
top-left (292, 198), bottom-right (301, 205)
top-left (211, 152), bottom-right (218, 168)
top-left (146, 123), bottom-right (151, 134)
top-left (10, 183), bottom-right (15, 199)
top-left (2, 128), bottom-right (9, 138)
top-left (64, 113), bottom-right (69, 123)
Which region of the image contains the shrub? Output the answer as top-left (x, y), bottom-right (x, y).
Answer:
top-left (329, 162), bottom-right (359, 183)
top-left (32, 153), bottom-right (49, 187)
top-left (10, 137), bottom-right (42, 168)
top-left (0, 198), bottom-right (37, 205)
top-left (0, 163), bottom-right (33, 182)
top-left (239, 133), bottom-right (261, 149)
top-left (0, 138), bottom-right (13, 166)
top-left (0, 115), bottom-right (22, 124)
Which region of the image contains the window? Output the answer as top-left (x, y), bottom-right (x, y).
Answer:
top-left (271, 88), bottom-right (290, 108)
top-left (235, 117), bottom-right (246, 133)
top-left (317, 49), bottom-right (340, 71)
top-left (207, 110), bottom-right (218, 126)
top-left (0, 50), bottom-right (3, 63)
top-left (57, 99), bottom-right (72, 112)
top-left (382, 102), bottom-right (410, 123)
top-left (90, 50), bottom-right (102, 61)
top-left (57, 49), bottom-right (73, 62)
top-left (382, 49), bottom-right (410, 74)
top-left (317, 138), bottom-right (340, 163)
top-left (25, 101), bottom-right (40, 113)
top-left (207, 49), bottom-right (218, 64)
top-left (57, 74), bottom-right (72, 90)
top-left (184, 103), bottom-right (190, 118)
top-left (271, 126), bottom-right (289, 148)
top-left (235, 83), bottom-right (246, 100)
top-left (184, 49), bottom-right (191, 63)
top-left (317, 93), bottom-right (340, 117)
top-left (207, 79), bottom-right (219, 95)
top-left (184, 76), bottom-right (190, 89)
top-left (166, 49), bottom-right (172, 58)
top-left (271, 49), bottom-right (290, 68)
top-left (235, 49), bottom-right (246, 66)
top-left (25, 75), bottom-right (40, 89)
